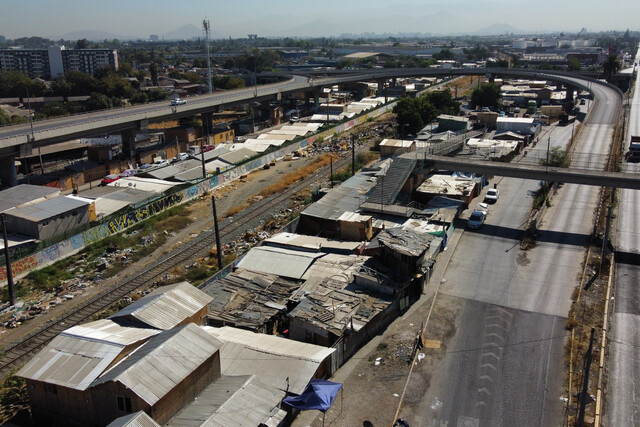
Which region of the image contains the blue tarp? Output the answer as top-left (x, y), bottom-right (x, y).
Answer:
top-left (283, 379), bottom-right (343, 412)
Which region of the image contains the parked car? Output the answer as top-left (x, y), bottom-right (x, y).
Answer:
top-left (467, 210), bottom-right (486, 230)
top-left (101, 174), bottom-right (120, 186)
top-left (171, 153), bottom-right (189, 163)
top-left (119, 169), bottom-right (137, 178)
top-left (170, 98), bottom-right (187, 106)
top-left (514, 107), bottom-right (521, 113)
top-left (153, 160), bottom-right (170, 168)
top-left (484, 188), bottom-right (500, 203)
top-left (202, 145), bottom-right (215, 152)
top-left (580, 99), bottom-right (586, 105)
top-left (137, 163), bottom-right (154, 172)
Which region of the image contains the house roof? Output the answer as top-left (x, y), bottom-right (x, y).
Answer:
top-left (377, 227), bottom-right (436, 257)
top-left (166, 375), bottom-right (286, 427)
top-left (202, 272), bottom-right (300, 331)
top-left (5, 196), bottom-right (90, 222)
top-left (106, 411), bottom-right (161, 427)
top-left (62, 319), bottom-right (161, 346)
top-left (17, 335), bottom-right (125, 390)
top-left (92, 324), bottom-right (223, 406)
top-left (109, 282), bottom-right (213, 330)
top-left (205, 326), bottom-right (335, 394)
top-left (0, 184), bottom-right (60, 214)
top-left (235, 246), bottom-right (324, 280)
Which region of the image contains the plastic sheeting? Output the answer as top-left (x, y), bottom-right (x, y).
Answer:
top-left (283, 379), bottom-right (342, 412)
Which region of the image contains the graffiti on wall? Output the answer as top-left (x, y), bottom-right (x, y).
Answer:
top-left (83, 224), bottom-right (109, 245)
top-left (0, 255), bottom-right (38, 281)
top-left (107, 193), bottom-right (184, 234)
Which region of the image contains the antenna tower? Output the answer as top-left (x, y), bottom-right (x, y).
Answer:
top-left (203, 19), bottom-right (213, 94)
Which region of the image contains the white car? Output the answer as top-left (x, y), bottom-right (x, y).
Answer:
top-left (484, 188), bottom-right (500, 203)
top-left (153, 160), bottom-right (170, 168)
top-left (171, 153), bottom-right (189, 163)
top-left (467, 210), bottom-right (487, 230)
top-left (171, 98), bottom-right (187, 106)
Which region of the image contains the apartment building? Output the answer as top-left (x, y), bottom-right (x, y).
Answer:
top-left (0, 45), bottom-right (118, 78)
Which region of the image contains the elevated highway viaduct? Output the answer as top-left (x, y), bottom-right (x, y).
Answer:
top-left (0, 68), bottom-right (624, 187)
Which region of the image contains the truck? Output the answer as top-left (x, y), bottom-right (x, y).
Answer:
top-left (626, 136), bottom-right (640, 162)
top-left (526, 100), bottom-right (537, 114)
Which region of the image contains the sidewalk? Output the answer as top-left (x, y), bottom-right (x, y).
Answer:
top-left (291, 224), bottom-right (465, 426)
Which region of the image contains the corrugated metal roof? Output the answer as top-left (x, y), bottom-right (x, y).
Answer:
top-left (206, 326), bottom-right (335, 363)
top-left (109, 282), bottom-right (213, 330)
top-left (5, 196), bottom-right (90, 222)
top-left (263, 232), bottom-right (361, 253)
top-left (166, 375), bottom-right (286, 427)
top-left (301, 253), bottom-right (370, 283)
top-left (106, 411), bottom-right (161, 427)
top-left (62, 319), bottom-right (160, 346)
top-left (109, 177), bottom-right (177, 193)
top-left (174, 167), bottom-right (207, 182)
top-left (301, 171), bottom-right (377, 221)
top-left (235, 246), bottom-right (323, 280)
top-left (92, 324), bottom-right (223, 405)
top-left (202, 145), bottom-right (230, 162)
top-left (17, 335), bottom-right (124, 390)
top-left (219, 147), bottom-right (257, 164)
top-left (0, 184), bottom-right (60, 213)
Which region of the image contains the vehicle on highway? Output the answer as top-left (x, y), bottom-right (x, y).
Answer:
top-left (170, 98), bottom-right (187, 106)
top-left (101, 174), bottom-right (120, 186)
top-left (467, 210), bottom-right (486, 230)
top-left (484, 188), bottom-right (500, 203)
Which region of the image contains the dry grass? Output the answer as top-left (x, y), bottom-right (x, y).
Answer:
top-left (258, 154), bottom-right (332, 198)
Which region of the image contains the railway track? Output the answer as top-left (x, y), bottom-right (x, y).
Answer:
top-left (0, 153), bottom-right (353, 381)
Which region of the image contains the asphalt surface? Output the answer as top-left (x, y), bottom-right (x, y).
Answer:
top-left (608, 46), bottom-right (640, 426)
top-left (399, 77), bottom-right (620, 426)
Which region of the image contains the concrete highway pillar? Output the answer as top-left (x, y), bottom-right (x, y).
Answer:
top-left (120, 129), bottom-right (137, 161)
top-left (0, 156), bottom-right (17, 188)
top-left (314, 91), bottom-right (320, 109)
top-left (377, 79), bottom-right (385, 97)
top-left (565, 84), bottom-right (577, 102)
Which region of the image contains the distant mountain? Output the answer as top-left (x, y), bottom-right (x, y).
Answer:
top-left (471, 23), bottom-right (523, 36)
top-left (53, 30), bottom-right (131, 41)
top-left (162, 24), bottom-right (202, 41)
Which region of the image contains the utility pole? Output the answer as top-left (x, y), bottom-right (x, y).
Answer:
top-left (1, 214), bottom-right (15, 306)
top-left (351, 135), bottom-right (355, 176)
top-left (203, 19), bottom-right (213, 95)
top-left (211, 196), bottom-right (223, 270)
top-left (330, 156), bottom-right (333, 188)
top-left (577, 328), bottom-right (596, 427)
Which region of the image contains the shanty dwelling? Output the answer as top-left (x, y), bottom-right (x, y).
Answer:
top-left (89, 323), bottom-right (223, 426)
top-left (17, 319), bottom-right (161, 426)
top-left (414, 172), bottom-right (481, 207)
top-left (108, 281), bottom-right (213, 330)
top-left (287, 278), bottom-right (394, 369)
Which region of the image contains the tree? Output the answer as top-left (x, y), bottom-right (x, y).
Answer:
top-left (470, 83), bottom-right (502, 110)
top-left (539, 146), bottom-right (571, 168)
top-left (41, 101), bottom-right (68, 117)
top-left (602, 54), bottom-right (621, 81)
top-left (433, 48), bottom-right (455, 61)
top-left (423, 90), bottom-right (460, 116)
top-left (149, 62), bottom-right (158, 86)
top-left (148, 88), bottom-right (168, 102)
top-left (75, 38), bottom-right (89, 49)
top-left (567, 57), bottom-right (582, 71)
top-left (86, 92), bottom-right (112, 111)
top-left (130, 92), bottom-right (149, 104)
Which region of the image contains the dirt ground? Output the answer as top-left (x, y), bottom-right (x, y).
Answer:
top-left (305, 293), bottom-right (462, 427)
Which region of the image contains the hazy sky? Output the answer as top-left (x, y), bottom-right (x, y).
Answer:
top-left (2, 0), bottom-right (639, 39)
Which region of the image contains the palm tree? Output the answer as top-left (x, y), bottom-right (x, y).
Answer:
top-left (602, 54), bottom-right (621, 81)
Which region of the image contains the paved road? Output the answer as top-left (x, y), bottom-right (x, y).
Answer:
top-left (608, 46), bottom-right (640, 426)
top-left (401, 76), bottom-right (620, 426)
